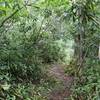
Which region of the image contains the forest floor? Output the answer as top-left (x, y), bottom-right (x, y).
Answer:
top-left (47, 64), bottom-right (74, 100)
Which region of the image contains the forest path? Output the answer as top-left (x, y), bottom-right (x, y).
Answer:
top-left (48, 64), bottom-right (74, 100)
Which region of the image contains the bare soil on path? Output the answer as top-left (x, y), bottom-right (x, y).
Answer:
top-left (48, 64), bottom-right (74, 100)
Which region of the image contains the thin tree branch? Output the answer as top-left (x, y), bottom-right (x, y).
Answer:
top-left (0, 2), bottom-right (40, 28)
top-left (0, 7), bottom-right (23, 28)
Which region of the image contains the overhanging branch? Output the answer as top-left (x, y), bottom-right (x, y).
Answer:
top-left (0, 8), bottom-right (22, 28)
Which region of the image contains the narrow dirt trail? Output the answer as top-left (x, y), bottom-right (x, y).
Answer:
top-left (48, 64), bottom-right (74, 100)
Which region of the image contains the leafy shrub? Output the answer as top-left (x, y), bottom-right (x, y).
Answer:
top-left (0, 80), bottom-right (53, 100)
top-left (39, 40), bottom-right (66, 63)
top-left (72, 59), bottom-right (100, 100)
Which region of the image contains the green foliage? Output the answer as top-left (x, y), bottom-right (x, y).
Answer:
top-left (0, 75), bottom-right (56, 100)
top-left (72, 59), bottom-right (100, 100)
top-left (39, 40), bottom-right (66, 63)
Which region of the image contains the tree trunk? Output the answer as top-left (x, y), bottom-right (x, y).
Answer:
top-left (74, 33), bottom-right (85, 67)
top-left (98, 45), bottom-right (100, 60)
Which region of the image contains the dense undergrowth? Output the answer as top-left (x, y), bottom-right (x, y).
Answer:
top-left (71, 59), bottom-right (100, 100)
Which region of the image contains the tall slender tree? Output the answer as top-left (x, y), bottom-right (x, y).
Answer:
top-left (71, 0), bottom-right (98, 68)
